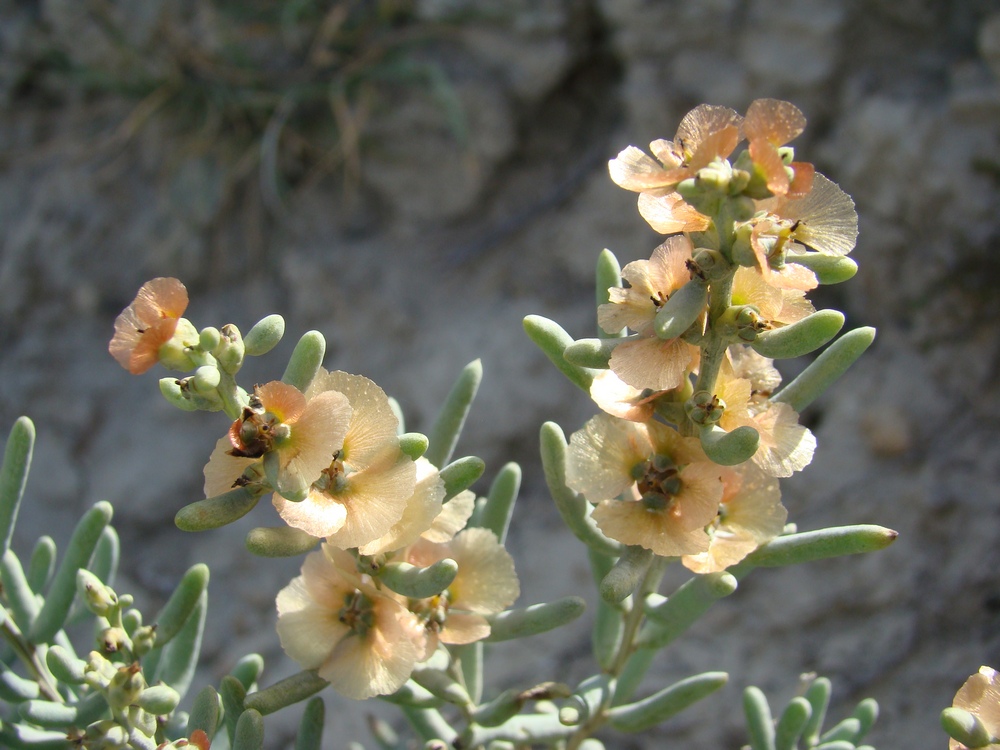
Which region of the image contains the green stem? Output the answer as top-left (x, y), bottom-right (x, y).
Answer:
top-left (691, 267), bottom-right (735, 423)
top-left (0, 619), bottom-right (61, 702)
top-left (217, 370), bottom-right (247, 421)
top-left (565, 557), bottom-right (670, 750)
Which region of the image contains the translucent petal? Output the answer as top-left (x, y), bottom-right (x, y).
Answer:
top-left (608, 336), bottom-right (699, 392)
top-left (274, 487), bottom-right (348, 538)
top-left (608, 146), bottom-right (672, 191)
top-left (358, 458), bottom-right (445, 555)
top-left (592, 500), bottom-right (710, 557)
top-left (422, 490), bottom-right (475, 543)
top-left (566, 414), bottom-right (651, 502)
top-left (324, 456), bottom-right (417, 549)
top-left (675, 104), bottom-right (743, 158)
top-left (310, 370), bottom-right (399, 469)
top-left (744, 99), bottom-right (805, 146)
top-left (637, 191), bottom-right (711, 234)
top-left (203, 436), bottom-right (258, 497)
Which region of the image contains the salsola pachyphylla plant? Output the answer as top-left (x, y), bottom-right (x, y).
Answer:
top-left (0, 98), bottom-right (904, 749)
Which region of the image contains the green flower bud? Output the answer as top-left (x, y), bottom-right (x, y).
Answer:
top-left (131, 625), bottom-right (157, 658)
top-left (777, 145), bottom-right (795, 165)
top-left (157, 319), bottom-right (201, 372)
top-left (192, 364), bottom-right (221, 393)
top-left (85, 720), bottom-right (129, 749)
top-left (689, 248), bottom-right (729, 282)
top-left (730, 223), bottom-right (757, 267)
top-left (199, 327), bottom-right (221, 353)
top-left (685, 390), bottom-right (725, 426)
top-left (244, 314), bottom-right (286, 357)
top-left (695, 159), bottom-right (733, 193)
top-left (137, 684), bottom-right (181, 715)
top-left (676, 177), bottom-right (699, 201)
top-left (77, 569), bottom-right (117, 617)
top-left (216, 324), bottom-right (245, 374)
top-left (107, 663), bottom-right (145, 710)
top-left (159, 378), bottom-right (199, 412)
top-left (97, 626), bottom-right (130, 655)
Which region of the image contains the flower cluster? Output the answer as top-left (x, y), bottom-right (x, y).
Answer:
top-left (109, 282), bottom-right (520, 701)
top-left (566, 99), bottom-right (858, 573)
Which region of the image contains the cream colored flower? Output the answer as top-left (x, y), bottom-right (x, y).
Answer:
top-left (274, 370), bottom-right (416, 547)
top-left (276, 544), bottom-right (425, 700)
top-left (405, 528), bottom-right (519, 652)
top-left (109, 277), bottom-right (195, 374)
top-left (682, 463), bottom-right (786, 573)
top-left (214, 381), bottom-right (352, 501)
top-left (951, 667), bottom-right (1000, 750)
top-left (566, 415), bottom-right (724, 557)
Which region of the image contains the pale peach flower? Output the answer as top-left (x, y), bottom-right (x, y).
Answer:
top-left (731, 266), bottom-right (815, 326)
top-left (747, 215), bottom-right (820, 291)
top-left (357, 458), bottom-right (450, 556)
top-left (216, 381), bottom-right (352, 501)
top-left (109, 277), bottom-right (194, 374)
top-left (743, 98), bottom-right (814, 198)
top-left (589, 370), bottom-right (662, 423)
top-left (274, 370), bottom-right (415, 547)
top-left (757, 173), bottom-right (859, 258)
top-left (682, 464), bottom-right (786, 573)
top-left (276, 544), bottom-right (425, 700)
top-left (950, 667), bottom-right (1000, 750)
top-left (716, 365), bottom-right (815, 478)
top-left (405, 528), bottom-right (519, 652)
top-left (598, 236), bottom-right (701, 392)
top-left (566, 415), bottom-right (725, 557)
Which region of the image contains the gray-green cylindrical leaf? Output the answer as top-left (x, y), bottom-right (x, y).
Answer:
top-left (637, 572), bottom-right (738, 650)
top-left (607, 672), bottom-right (728, 732)
top-left (0, 722), bottom-right (74, 749)
top-left (775, 696), bottom-right (811, 750)
top-left (230, 653), bottom-right (265, 692)
top-left (589, 549), bottom-right (623, 672)
top-left (244, 314), bottom-right (286, 357)
top-left (2, 550), bottom-right (40, 632)
top-left (801, 677), bottom-right (832, 746)
top-left (477, 462), bottom-right (520, 544)
top-left (175, 487), bottom-right (262, 532)
top-left (540, 422), bottom-right (621, 557)
top-left (281, 330), bottom-right (326, 392)
top-left (772, 326), bottom-right (876, 412)
top-left (600, 546), bottom-right (652, 604)
top-left (246, 526), bottom-right (319, 557)
top-left (471, 688), bottom-right (524, 728)
top-left (744, 686), bottom-right (776, 750)
top-left (484, 597), bottom-right (586, 642)
top-left (523, 315), bottom-right (596, 392)
top-left (399, 706), bottom-right (458, 745)
top-left (751, 310), bottom-right (844, 359)
top-left (741, 525), bottom-right (897, 569)
top-left (787, 253), bottom-right (858, 284)
top-left (0, 416), bottom-right (34, 555)
top-left (596, 248), bottom-right (624, 339)
top-left (819, 717), bottom-right (862, 744)
top-left (153, 564), bottom-right (209, 646)
top-left (699, 424), bottom-right (759, 466)
top-left (563, 338), bottom-right (625, 369)
top-left (89, 526), bottom-right (120, 590)
top-left (941, 707), bottom-right (993, 750)
top-left (19, 691), bottom-right (106, 728)
top-left (244, 670), bottom-right (328, 716)
top-left (187, 686), bottom-right (221, 738)
top-left (654, 280), bottom-right (707, 340)
top-left (380, 680), bottom-right (443, 709)
top-left (29, 501), bottom-right (113, 644)
top-left (45, 645), bottom-right (86, 686)
top-left (296, 697), bottom-right (325, 750)
top-left (138, 684), bottom-right (181, 714)
top-left (0, 662), bottom-right (40, 701)
top-left (439, 456), bottom-right (485, 500)
top-left (425, 360), bottom-right (482, 469)
top-left (851, 697), bottom-right (879, 742)
top-left (234, 707), bottom-right (265, 750)
top-left (153, 587), bottom-right (206, 696)
top-left (379, 560), bottom-right (458, 599)
top-left (27, 536), bottom-right (56, 594)
top-left (410, 667), bottom-right (471, 707)
top-left (221, 675), bottom-right (248, 748)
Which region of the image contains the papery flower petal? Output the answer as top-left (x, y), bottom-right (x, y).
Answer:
top-left (273, 487), bottom-right (348, 538)
top-left (592, 499), bottom-right (710, 557)
top-left (590, 370), bottom-right (659, 423)
top-left (277, 390), bottom-right (353, 491)
top-left (440, 612), bottom-right (492, 645)
top-left (257, 381), bottom-right (307, 424)
top-left (673, 104), bottom-right (743, 159)
top-left (750, 402), bottom-right (816, 477)
top-left (608, 146), bottom-right (675, 191)
top-left (109, 278), bottom-right (189, 374)
top-left (323, 456), bottom-right (417, 549)
top-left (608, 336), bottom-right (699, 392)
top-left (952, 667), bottom-right (1000, 750)
top-left (203, 436), bottom-right (258, 497)
top-left (307, 370), bottom-right (398, 469)
top-left (566, 415), bottom-right (652, 503)
top-left (358, 458), bottom-right (446, 555)
top-left (744, 99), bottom-right (806, 146)
top-left (319, 596), bottom-right (424, 700)
top-left (421, 490), bottom-right (475, 543)
top-left (637, 191), bottom-right (711, 234)
top-left (763, 173), bottom-right (859, 257)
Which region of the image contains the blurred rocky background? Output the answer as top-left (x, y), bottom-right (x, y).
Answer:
top-left (1, 0), bottom-right (999, 747)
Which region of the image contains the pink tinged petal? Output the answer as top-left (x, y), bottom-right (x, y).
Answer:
top-left (752, 402), bottom-right (816, 477)
top-left (750, 138), bottom-right (790, 196)
top-left (309, 370), bottom-right (399, 469)
top-left (768, 262), bottom-right (819, 292)
top-left (440, 612), bottom-right (492, 645)
top-left (776, 290), bottom-right (815, 324)
top-left (674, 104), bottom-right (744, 158)
top-left (637, 191), bottom-right (711, 234)
top-left (591, 500), bottom-right (710, 557)
top-left (566, 414), bottom-right (653, 502)
top-left (274, 488), bottom-right (348, 538)
top-left (319, 597), bottom-right (424, 699)
top-left (608, 336), bottom-right (698, 392)
top-left (687, 125), bottom-right (741, 171)
top-left (358, 458), bottom-right (446, 555)
top-left (954, 667), bottom-right (1000, 741)
top-left (599, 292), bottom-right (656, 335)
top-left (204, 436), bottom-right (258, 497)
top-left (780, 173), bottom-right (859, 257)
top-left (258, 381), bottom-right (307, 423)
top-left (727, 347), bottom-right (782, 394)
top-left (133, 277), bottom-right (189, 321)
top-left (672, 461), bottom-right (727, 532)
top-left (787, 161), bottom-right (815, 198)
top-left (744, 99), bottom-right (806, 146)
top-left (324, 457), bottom-right (417, 550)
top-left (443, 528), bottom-right (519, 614)
top-left (277, 390), bottom-right (353, 498)
top-left (422, 490), bottom-right (475, 543)
top-left (731, 267), bottom-right (785, 320)
top-left (608, 146), bottom-right (673, 191)
top-left (590, 370), bottom-right (657, 423)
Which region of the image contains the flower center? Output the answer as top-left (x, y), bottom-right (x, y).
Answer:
top-left (338, 590), bottom-right (375, 636)
top-left (635, 453), bottom-right (684, 510)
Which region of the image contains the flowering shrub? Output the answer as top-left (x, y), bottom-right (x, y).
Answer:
top-left (0, 98), bottom-right (983, 749)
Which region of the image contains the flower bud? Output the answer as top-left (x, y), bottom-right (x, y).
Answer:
top-left (107, 663), bottom-right (145, 710)
top-left (685, 391), bottom-right (725, 426)
top-left (199, 326), bottom-right (221, 353)
top-left (85, 719), bottom-right (129, 749)
top-left (730, 223), bottom-right (757, 267)
top-left (77, 569), bottom-right (118, 617)
top-left (216, 324), bottom-right (245, 374)
top-left (132, 625), bottom-right (157, 658)
top-left (157, 319), bottom-right (201, 372)
top-left (192, 364), bottom-right (221, 393)
top-left (97, 626), bottom-right (130, 655)
top-left (159, 378), bottom-right (199, 412)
